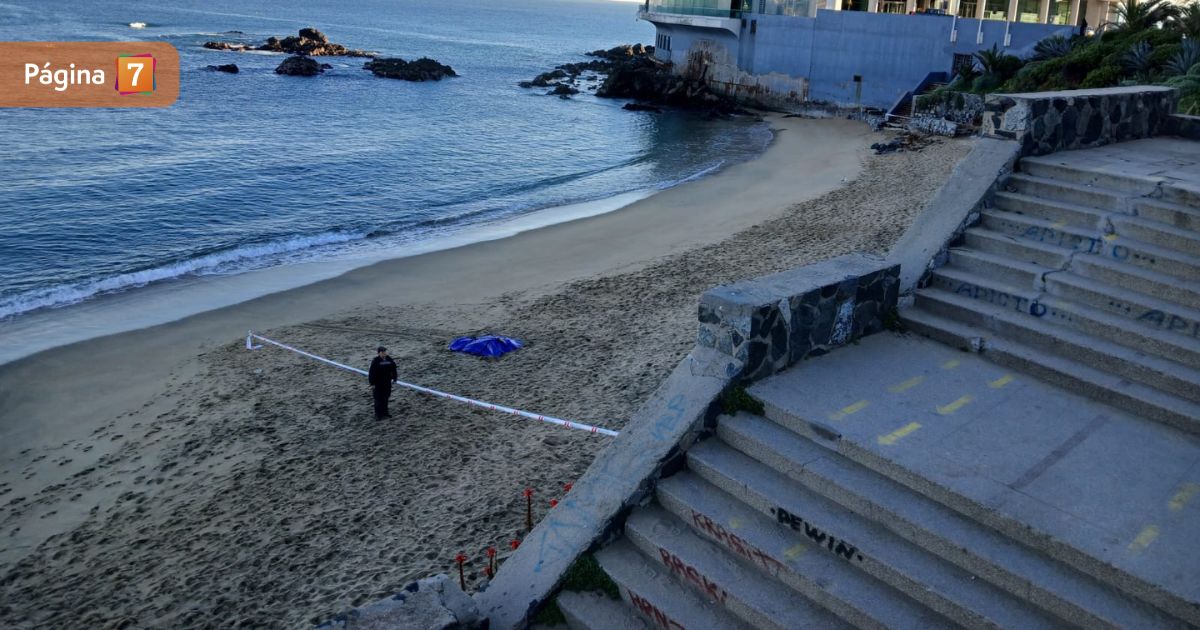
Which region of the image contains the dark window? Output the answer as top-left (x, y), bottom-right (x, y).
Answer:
top-left (853, 74), bottom-right (862, 82)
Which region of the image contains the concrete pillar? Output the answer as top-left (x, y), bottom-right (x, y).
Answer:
top-left (868, 0), bottom-right (880, 10)
top-left (1067, 0), bottom-right (1080, 24)
top-left (976, 0), bottom-right (987, 19)
top-left (906, 0), bottom-right (917, 12)
top-left (832, 0), bottom-right (844, 10)
top-left (1038, 0), bottom-right (1050, 21)
top-left (1007, 0), bottom-right (1019, 21)
top-left (948, 0), bottom-right (959, 14)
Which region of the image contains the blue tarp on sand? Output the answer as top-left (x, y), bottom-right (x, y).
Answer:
top-left (448, 335), bottom-right (523, 358)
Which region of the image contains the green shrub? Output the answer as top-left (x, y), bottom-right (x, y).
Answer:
top-left (721, 386), bottom-right (764, 416)
top-left (1081, 64), bottom-right (1123, 87)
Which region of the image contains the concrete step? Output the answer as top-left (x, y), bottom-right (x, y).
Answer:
top-left (945, 246), bottom-right (1200, 315)
top-left (993, 190), bottom-right (1109, 230)
top-left (913, 285), bottom-right (1200, 404)
top-left (1163, 181), bottom-right (1200, 210)
top-left (1110, 213), bottom-right (1200, 258)
top-left (993, 187), bottom-right (1200, 258)
top-left (684, 439), bottom-right (1057, 630)
top-left (1134, 197), bottom-right (1200, 232)
top-left (654, 472), bottom-right (951, 630)
top-left (715, 412), bottom-right (1182, 630)
top-left (1006, 173), bottom-right (1126, 212)
top-left (901, 308), bottom-right (1200, 435)
top-left (557, 590), bottom-right (649, 630)
top-left (623, 505), bottom-right (852, 630)
top-left (975, 211), bottom-right (1200, 281)
top-left (927, 265), bottom-right (1200, 368)
top-left (594, 539), bottom-right (750, 630)
top-left (1018, 155), bottom-right (1165, 196)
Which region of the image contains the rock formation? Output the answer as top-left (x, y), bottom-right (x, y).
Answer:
top-left (363, 57), bottom-right (457, 81)
top-left (204, 28), bottom-right (375, 57)
top-left (206, 63), bottom-right (239, 74)
top-left (275, 56), bottom-right (325, 76)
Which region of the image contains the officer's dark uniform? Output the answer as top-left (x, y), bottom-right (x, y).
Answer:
top-left (368, 348), bottom-right (398, 419)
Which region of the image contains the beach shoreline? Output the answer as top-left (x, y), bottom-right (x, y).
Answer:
top-left (0, 116), bottom-right (973, 628)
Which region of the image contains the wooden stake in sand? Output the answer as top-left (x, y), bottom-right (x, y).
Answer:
top-left (523, 487), bottom-right (534, 532)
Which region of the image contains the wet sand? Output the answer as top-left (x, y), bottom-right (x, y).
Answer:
top-left (0, 117), bottom-right (972, 627)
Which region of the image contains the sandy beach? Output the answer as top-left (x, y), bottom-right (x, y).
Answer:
top-left (0, 116), bottom-right (972, 627)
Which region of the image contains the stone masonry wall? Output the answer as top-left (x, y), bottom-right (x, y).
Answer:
top-left (698, 253), bottom-right (900, 382)
top-left (982, 86), bottom-right (1177, 156)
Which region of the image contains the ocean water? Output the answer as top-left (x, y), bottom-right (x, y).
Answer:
top-left (0, 0), bottom-right (771, 360)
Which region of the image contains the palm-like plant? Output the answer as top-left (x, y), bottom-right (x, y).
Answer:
top-left (974, 44), bottom-right (1008, 75)
top-left (1166, 40), bottom-right (1200, 76)
top-left (1122, 40), bottom-right (1156, 81)
top-left (1031, 35), bottom-right (1074, 61)
top-left (1173, 1), bottom-right (1200, 38)
top-left (1108, 0), bottom-right (1180, 32)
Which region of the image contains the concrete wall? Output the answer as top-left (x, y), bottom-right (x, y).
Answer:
top-left (644, 9), bottom-right (1073, 109)
top-left (982, 85), bottom-right (1179, 155)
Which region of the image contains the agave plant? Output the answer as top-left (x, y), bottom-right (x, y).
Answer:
top-left (1108, 0), bottom-right (1180, 32)
top-left (1122, 40), bottom-right (1156, 82)
top-left (1163, 62), bottom-right (1200, 114)
top-left (1032, 35), bottom-right (1074, 61)
top-left (1166, 40), bottom-right (1200, 76)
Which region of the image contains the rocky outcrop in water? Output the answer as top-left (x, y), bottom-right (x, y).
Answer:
top-left (519, 43), bottom-right (746, 115)
top-left (206, 63), bottom-right (239, 74)
top-left (204, 28), bottom-right (375, 57)
top-left (275, 56), bottom-right (327, 76)
top-left (363, 57), bottom-right (457, 81)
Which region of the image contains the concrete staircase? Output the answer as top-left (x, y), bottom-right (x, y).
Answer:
top-left (564, 410), bottom-right (1185, 629)
top-left (904, 150), bottom-right (1200, 437)
top-left (556, 141), bottom-right (1200, 629)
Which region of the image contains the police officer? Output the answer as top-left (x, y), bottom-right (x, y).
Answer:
top-left (368, 346), bottom-right (398, 420)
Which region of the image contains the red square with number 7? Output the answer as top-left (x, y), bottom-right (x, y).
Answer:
top-left (115, 54), bottom-right (156, 95)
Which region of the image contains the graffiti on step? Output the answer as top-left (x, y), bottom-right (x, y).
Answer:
top-left (689, 510), bottom-right (788, 574)
top-left (1016, 225), bottom-right (1140, 264)
top-left (657, 547), bottom-right (728, 604)
top-left (1137, 310), bottom-right (1200, 339)
top-left (771, 506), bottom-right (864, 562)
top-left (626, 587), bottom-right (686, 630)
top-left (950, 280), bottom-right (1048, 317)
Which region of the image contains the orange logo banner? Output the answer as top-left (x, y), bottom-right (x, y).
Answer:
top-left (0, 42), bottom-right (180, 108)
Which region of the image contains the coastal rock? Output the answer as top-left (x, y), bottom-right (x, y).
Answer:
top-left (520, 43), bottom-right (742, 114)
top-left (206, 63), bottom-right (239, 74)
top-left (623, 102), bottom-right (662, 113)
top-left (275, 55), bottom-right (324, 76)
top-left (549, 84), bottom-right (579, 96)
top-left (203, 41), bottom-right (252, 52)
top-left (363, 57), bottom-right (457, 81)
top-left (207, 28), bottom-right (376, 57)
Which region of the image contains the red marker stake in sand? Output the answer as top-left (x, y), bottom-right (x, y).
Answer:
top-left (455, 553), bottom-right (467, 590)
top-left (523, 487), bottom-right (534, 532)
top-left (486, 547), bottom-right (497, 579)
top-left (245, 331), bottom-right (619, 437)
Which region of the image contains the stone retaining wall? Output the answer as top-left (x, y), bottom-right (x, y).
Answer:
top-left (697, 253), bottom-right (900, 382)
top-left (982, 85), bottom-right (1177, 156)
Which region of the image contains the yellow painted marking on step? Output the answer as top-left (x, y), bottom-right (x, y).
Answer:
top-left (784, 544), bottom-right (807, 560)
top-left (941, 359), bottom-right (960, 370)
top-left (1169, 483), bottom-right (1200, 512)
top-left (728, 516), bottom-right (744, 529)
top-left (1128, 525), bottom-right (1160, 552)
top-left (989, 374), bottom-right (1015, 389)
top-left (1104, 233), bottom-right (1119, 242)
top-left (888, 375), bottom-right (925, 393)
top-left (936, 395), bottom-right (973, 415)
top-left (878, 422), bottom-right (922, 446)
top-left (1051, 220), bottom-right (1067, 228)
top-left (828, 400), bottom-right (869, 421)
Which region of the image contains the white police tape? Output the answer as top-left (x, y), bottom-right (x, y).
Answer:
top-left (246, 331), bottom-right (620, 437)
